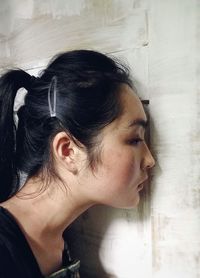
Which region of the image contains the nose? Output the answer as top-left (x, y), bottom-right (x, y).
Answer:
top-left (141, 144), bottom-right (155, 170)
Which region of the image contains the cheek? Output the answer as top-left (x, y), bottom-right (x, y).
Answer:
top-left (103, 148), bottom-right (139, 186)
top-left (90, 146), bottom-right (142, 208)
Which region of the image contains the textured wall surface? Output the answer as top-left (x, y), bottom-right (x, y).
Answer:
top-left (0, 1), bottom-right (199, 277)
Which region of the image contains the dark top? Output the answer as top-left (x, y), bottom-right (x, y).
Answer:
top-left (0, 206), bottom-right (80, 278)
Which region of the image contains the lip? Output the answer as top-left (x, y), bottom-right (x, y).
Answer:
top-left (137, 177), bottom-right (148, 191)
top-left (137, 183), bottom-right (144, 191)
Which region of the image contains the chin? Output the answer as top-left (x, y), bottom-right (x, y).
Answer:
top-left (125, 192), bottom-right (141, 208)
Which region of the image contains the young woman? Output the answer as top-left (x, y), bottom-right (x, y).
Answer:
top-left (0, 50), bottom-right (155, 277)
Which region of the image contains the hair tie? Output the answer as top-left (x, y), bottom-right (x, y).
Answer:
top-left (48, 76), bottom-right (57, 118)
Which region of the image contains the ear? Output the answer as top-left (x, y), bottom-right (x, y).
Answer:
top-left (52, 132), bottom-right (78, 174)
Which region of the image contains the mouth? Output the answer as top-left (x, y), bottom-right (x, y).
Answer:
top-left (137, 178), bottom-right (148, 191)
top-left (137, 183), bottom-right (144, 191)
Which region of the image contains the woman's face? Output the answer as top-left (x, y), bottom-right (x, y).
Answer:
top-left (80, 84), bottom-right (155, 209)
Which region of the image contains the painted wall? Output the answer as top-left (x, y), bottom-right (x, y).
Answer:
top-left (0, 1), bottom-right (199, 277)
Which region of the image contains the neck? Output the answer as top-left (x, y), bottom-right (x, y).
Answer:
top-left (1, 176), bottom-right (94, 242)
top-left (0, 175), bottom-right (94, 276)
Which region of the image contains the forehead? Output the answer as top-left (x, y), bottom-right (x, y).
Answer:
top-left (122, 85), bottom-right (146, 116)
top-left (113, 84), bottom-right (147, 130)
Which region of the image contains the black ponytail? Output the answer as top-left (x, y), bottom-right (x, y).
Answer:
top-left (0, 69), bottom-right (31, 202)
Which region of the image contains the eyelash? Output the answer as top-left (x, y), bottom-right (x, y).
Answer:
top-left (128, 137), bottom-right (144, 146)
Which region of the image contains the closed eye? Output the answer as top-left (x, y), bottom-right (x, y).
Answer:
top-left (129, 138), bottom-right (144, 146)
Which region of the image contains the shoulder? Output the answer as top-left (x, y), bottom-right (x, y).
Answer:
top-left (0, 239), bottom-right (11, 257)
top-left (0, 240), bottom-right (17, 277)
top-left (0, 236), bottom-right (42, 278)
top-left (0, 207), bottom-right (42, 277)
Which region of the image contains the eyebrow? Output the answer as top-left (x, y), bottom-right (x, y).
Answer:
top-left (128, 118), bottom-right (149, 129)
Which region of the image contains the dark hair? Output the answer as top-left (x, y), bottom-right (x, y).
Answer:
top-left (0, 49), bottom-right (133, 202)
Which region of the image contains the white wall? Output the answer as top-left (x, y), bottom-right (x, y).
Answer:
top-left (0, 1), bottom-right (199, 277)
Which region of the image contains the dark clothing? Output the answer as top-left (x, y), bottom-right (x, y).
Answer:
top-left (0, 206), bottom-right (80, 278)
